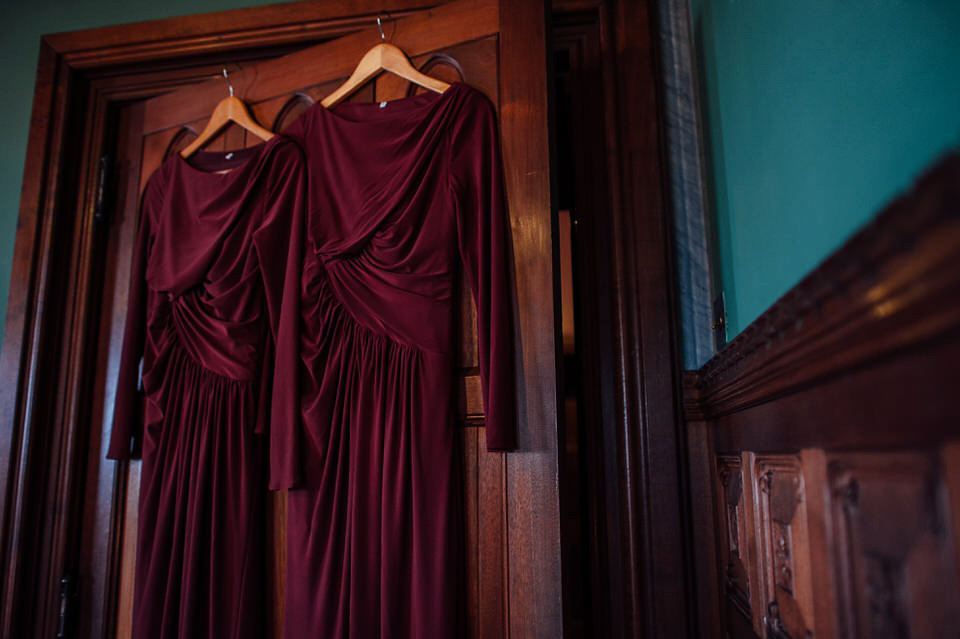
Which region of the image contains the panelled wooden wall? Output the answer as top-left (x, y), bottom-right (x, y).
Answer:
top-left (684, 155), bottom-right (960, 639)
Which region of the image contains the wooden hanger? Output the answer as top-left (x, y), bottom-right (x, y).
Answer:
top-left (320, 15), bottom-right (450, 108)
top-left (180, 69), bottom-right (274, 158)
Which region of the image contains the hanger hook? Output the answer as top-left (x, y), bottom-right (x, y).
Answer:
top-left (222, 67), bottom-right (234, 97)
top-left (376, 11), bottom-right (389, 41)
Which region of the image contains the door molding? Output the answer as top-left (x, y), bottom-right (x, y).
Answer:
top-left (552, 2), bottom-right (694, 637)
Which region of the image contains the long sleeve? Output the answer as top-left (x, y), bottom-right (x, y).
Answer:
top-left (451, 94), bottom-right (518, 452)
top-left (253, 140), bottom-right (307, 489)
top-left (107, 185), bottom-right (155, 460)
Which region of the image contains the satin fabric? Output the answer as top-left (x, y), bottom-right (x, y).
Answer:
top-left (108, 136), bottom-right (305, 639)
top-left (279, 82), bottom-right (517, 638)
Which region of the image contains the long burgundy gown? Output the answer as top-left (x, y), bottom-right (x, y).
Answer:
top-left (277, 83), bottom-right (517, 638)
top-left (108, 136), bottom-right (305, 639)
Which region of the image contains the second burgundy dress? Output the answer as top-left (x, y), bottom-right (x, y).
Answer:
top-left (108, 136), bottom-right (305, 639)
top-left (278, 83), bottom-right (517, 638)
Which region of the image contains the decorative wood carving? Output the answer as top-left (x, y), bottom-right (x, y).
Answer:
top-left (753, 455), bottom-right (813, 639)
top-left (827, 452), bottom-right (960, 639)
top-left (683, 155), bottom-right (960, 639)
top-left (716, 454), bottom-right (751, 620)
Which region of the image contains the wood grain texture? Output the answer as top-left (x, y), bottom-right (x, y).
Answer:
top-left (686, 418), bottom-right (722, 639)
top-left (799, 448), bottom-right (839, 639)
top-left (478, 428), bottom-right (507, 638)
top-left (552, 11), bottom-right (625, 638)
top-left (71, 97), bottom-right (143, 636)
top-left (552, 3), bottom-right (694, 637)
top-left (0, 40), bottom-right (75, 638)
top-left (45, 0), bottom-right (438, 68)
top-left (143, 0), bottom-right (499, 133)
top-left (500, 0), bottom-right (564, 637)
top-left (36, 55), bottom-right (128, 639)
top-left (604, 0), bottom-right (692, 636)
top-left (93, 100), bottom-right (148, 639)
top-left (115, 462), bottom-right (141, 639)
top-left (943, 442), bottom-right (960, 603)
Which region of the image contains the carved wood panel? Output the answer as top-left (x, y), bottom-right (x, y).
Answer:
top-left (687, 156), bottom-right (960, 639)
top-left (826, 452), bottom-right (960, 639)
top-left (753, 455), bottom-right (813, 639)
top-left (716, 454), bottom-right (752, 622)
top-left (714, 448), bottom-right (960, 639)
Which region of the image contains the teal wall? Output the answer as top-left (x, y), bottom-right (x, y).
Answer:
top-left (691, 0), bottom-right (960, 339)
top-left (0, 0), bottom-right (288, 356)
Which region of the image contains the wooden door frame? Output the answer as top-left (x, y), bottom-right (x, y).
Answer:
top-left (1, 0), bottom-right (692, 637)
top-left (552, 2), bottom-right (694, 637)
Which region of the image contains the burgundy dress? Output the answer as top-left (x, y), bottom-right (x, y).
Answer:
top-left (278, 83), bottom-right (517, 638)
top-left (108, 136), bottom-right (305, 639)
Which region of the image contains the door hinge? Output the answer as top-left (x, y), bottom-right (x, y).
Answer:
top-left (57, 575), bottom-right (78, 639)
top-left (712, 292), bottom-right (726, 350)
top-left (93, 154), bottom-right (114, 224)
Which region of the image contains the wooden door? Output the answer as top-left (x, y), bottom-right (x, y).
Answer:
top-left (4, 1), bottom-right (560, 638)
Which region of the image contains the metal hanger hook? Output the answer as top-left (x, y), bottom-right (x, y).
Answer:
top-left (376, 11), bottom-right (391, 41)
top-left (222, 68), bottom-right (234, 97)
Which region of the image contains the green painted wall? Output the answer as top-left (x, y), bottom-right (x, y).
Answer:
top-left (0, 0), bottom-right (288, 356)
top-left (691, 0), bottom-right (960, 339)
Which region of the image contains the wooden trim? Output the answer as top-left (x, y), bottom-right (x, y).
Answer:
top-left (686, 417), bottom-right (723, 639)
top-left (500, 1), bottom-right (564, 637)
top-left (0, 40), bottom-right (72, 637)
top-left (605, 1), bottom-right (693, 637)
top-left (689, 154), bottom-right (960, 423)
top-left (44, 1), bottom-right (439, 67)
top-left (553, 12), bottom-right (618, 638)
top-left (551, 1), bottom-right (695, 637)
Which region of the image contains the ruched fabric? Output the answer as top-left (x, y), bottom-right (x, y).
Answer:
top-left (108, 136), bottom-right (305, 639)
top-left (280, 82), bottom-right (517, 638)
